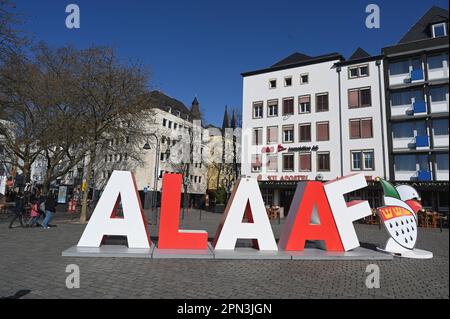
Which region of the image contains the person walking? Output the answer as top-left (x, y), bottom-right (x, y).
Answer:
top-left (29, 200), bottom-right (40, 228)
top-left (42, 194), bottom-right (57, 229)
top-left (8, 192), bottom-right (26, 229)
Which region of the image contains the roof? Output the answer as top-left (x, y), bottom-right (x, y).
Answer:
top-left (147, 90), bottom-right (192, 119)
top-left (398, 6), bottom-right (449, 44)
top-left (271, 52), bottom-right (312, 67)
top-left (241, 52), bottom-right (344, 77)
top-left (335, 48), bottom-right (383, 67)
top-left (348, 47), bottom-right (371, 60)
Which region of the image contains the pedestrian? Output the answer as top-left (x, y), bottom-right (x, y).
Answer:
top-left (29, 200), bottom-right (40, 228)
top-left (42, 194), bottom-right (57, 229)
top-left (8, 192), bottom-right (26, 229)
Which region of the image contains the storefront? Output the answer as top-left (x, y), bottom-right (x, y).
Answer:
top-left (259, 180), bottom-right (386, 218)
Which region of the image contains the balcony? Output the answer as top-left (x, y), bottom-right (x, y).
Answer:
top-left (410, 69), bottom-right (424, 81)
top-left (415, 135), bottom-right (429, 148)
top-left (417, 170), bottom-right (432, 181)
top-left (412, 100), bottom-right (426, 114)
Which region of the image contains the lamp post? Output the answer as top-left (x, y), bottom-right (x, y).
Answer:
top-left (143, 133), bottom-right (161, 225)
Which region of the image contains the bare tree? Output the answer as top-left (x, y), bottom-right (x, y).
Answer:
top-left (0, 52), bottom-right (46, 184)
top-left (0, 0), bottom-right (24, 59)
top-left (71, 46), bottom-right (151, 223)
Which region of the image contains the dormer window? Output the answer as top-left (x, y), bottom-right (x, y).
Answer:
top-left (432, 22), bottom-right (447, 38)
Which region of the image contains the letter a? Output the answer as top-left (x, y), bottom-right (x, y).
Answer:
top-left (278, 181), bottom-right (344, 252)
top-left (212, 178), bottom-right (277, 251)
top-left (77, 171), bottom-right (151, 249)
top-left (158, 174), bottom-right (208, 249)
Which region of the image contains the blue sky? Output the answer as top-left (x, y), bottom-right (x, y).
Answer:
top-left (13, 0), bottom-right (449, 126)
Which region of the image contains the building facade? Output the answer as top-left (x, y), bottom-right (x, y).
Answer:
top-left (382, 6), bottom-right (449, 213)
top-left (98, 91), bottom-right (209, 208)
top-left (241, 49), bottom-right (389, 214)
top-left (241, 6), bottom-right (449, 215)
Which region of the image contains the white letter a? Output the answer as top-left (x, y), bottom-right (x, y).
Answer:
top-left (77, 171), bottom-right (152, 249)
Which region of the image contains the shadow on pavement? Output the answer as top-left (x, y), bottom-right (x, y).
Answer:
top-left (1, 289), bottom-right (31, 299)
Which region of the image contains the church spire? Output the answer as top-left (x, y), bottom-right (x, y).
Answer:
top-left (222, 106), bottom-right (229, 130)
top-left (191, 97), bottom-right (201, 120)
top-left (230, 109), bottom-right (236, 129)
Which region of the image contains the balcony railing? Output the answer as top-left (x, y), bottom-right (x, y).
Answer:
top-left (415, 135), bottom-right (429, 148)
top-left (410, 69), bottom-right (424, 81)
top-left (417, 170), bottom-right (432, 181)
top-left (413, 100), bottom-right (426, 114)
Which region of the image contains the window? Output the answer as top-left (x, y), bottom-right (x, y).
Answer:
top-left (253, 102), bottom-right (263, 118)
top-left (390, 90), bottom-right (423, 106)
top-left (350, 118), bottom-right (373, 139)
top-left (251, 155), bottom-right (262, 172)
top-left (433, 119), bottom-right (449, 136)
top-left (300, 73), bottom-right (309, 84)
top-left (282, 153), bottom-right (294, 172)
top-left (160, 153), bottom-right (165, 161)
top-left (283, 97), bottom-right (294, 115)
top-left (199, 177), bottom-right (202, 183)
top-left (299, 153), bottom-right (311, 171)
top-left (392, 122), bottom-right (415, 138)
top-left (269, 79), bottom-right (277, 89)
top-left (316, 93), bottom-right (329, 112)
top-left (163, 119), bottom-right (167, 127)
top-left (267, 126), bottom-right (278, 144)
top-left (262, 189), bottom-right (274, 206)
top-left (348, 65), bottom-right (369, 78)
top-left (352, 151), bottom-right (362, 170)
top-left (266, 155), bottom-right (278, 172)
top-left (267, 100), bottom-right (278, 117)
top-left (284, 77), bottom-right (292, 87)
top-left (351, 150), bottom-right (375, 170)
top-left (436, 153), bottom-right (449, 171)
top-left (298, 95), bottom-right (311, 113)
top-left (349, 68), bottom-right (358, 78)
top-left (389, 60), bottom-right (410, 75)
top-left (394, 154), bottom-right (417, 172)
top-left (283, 125), bottom-right (294, 143)
top-left (432, 22), bottom-right (447, 38)
top-left (299, 123), bottom-right (311, 142)
top-left (316, 122), bottom-right (329, 141)
top-left (428, 54), bottom-right (446, 70)
top-left (252, 128), bottom-right (263, 145)
top-left (348, 87), bottom-right (372, 108)
top-left (364, 151), bottom-right (375, 170)
top-left (317, 152), bottom-right (330, 171)
top-left (168, 121), bottom-right (172, 129)
top-left (174, 123), bottom-right (178, 129)
top-left (430, 86), bottom-right (448, 102)
top-left (359, 65), bottom-right (369, 76)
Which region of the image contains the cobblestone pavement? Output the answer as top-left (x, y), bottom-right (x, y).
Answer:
top-left (0, 209), bottom-right (448, 299)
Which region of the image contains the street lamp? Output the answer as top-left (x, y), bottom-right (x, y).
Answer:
top-left (143, 133), bottom-right (160, 225)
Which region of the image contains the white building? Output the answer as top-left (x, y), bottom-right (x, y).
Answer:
top-left (382, 6), bottom-right (449, 213)
top-left (98, 91), bottom-right (209, 208)
top-left (241, 49), bottom-right (389, 212)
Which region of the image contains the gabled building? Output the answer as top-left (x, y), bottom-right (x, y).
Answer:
top-left (382, 6), bottom-right (449, 213)
top-left (241, 49), bottom-right (388, 214)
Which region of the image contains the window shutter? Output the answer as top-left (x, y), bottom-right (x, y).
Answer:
top-left (348, 90), bottom-right (359, 108)
top-left (361, 119), bottom-right (373, 138)
top-left (317, 122), bottom-right (329, 141)
top-left (299, 95), bottom-right (310, 104)
top-left (299, 153), bottom-right (311, 171)
top-left (350, 120), bottom-right (361, 139)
